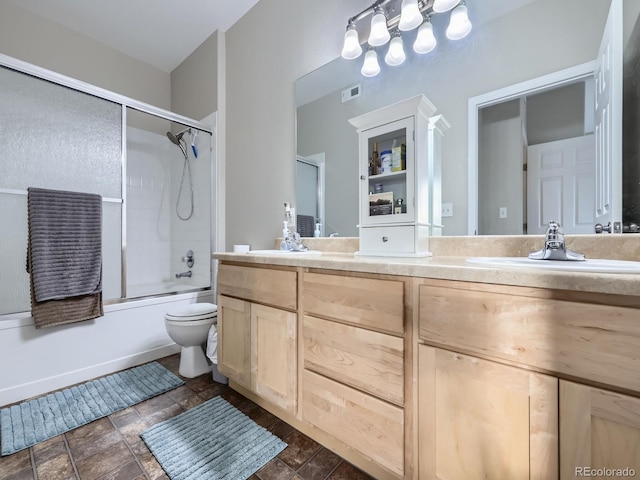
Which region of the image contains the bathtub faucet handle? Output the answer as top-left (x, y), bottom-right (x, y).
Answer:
top-left (182, 250), bottom-right (194, 268)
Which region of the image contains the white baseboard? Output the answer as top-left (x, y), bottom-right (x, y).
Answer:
top-left (0, 343), bottom-right (181, 406)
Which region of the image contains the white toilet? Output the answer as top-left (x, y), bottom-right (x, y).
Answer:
top-left (164, 302), bottom-right (218, 378)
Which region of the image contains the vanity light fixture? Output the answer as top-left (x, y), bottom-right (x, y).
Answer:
top-left (340, 0), bottom-right (472, 77)
top-left (385, 32), bottom-right (406, 66)
top-left (361, 47), bottom-right (381, 77)
top-left (446, 2), bottom-right (472, 40)
top-left (341, 22), bottom-right (363, 59)
top-left (413, 15), bottom-right (437, 54)
top-left (368, 6), bottom-right (391, 46)
top-left (398, 0), bottom-right (423, 31)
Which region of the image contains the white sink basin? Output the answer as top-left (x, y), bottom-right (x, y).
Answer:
top-left (245, 249), bottom-right (322, 256)
top-left (466, 256), bottom-right (640, 274)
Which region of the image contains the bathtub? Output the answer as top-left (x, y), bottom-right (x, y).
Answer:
top-left (0, 289), bottom-right (215, 406)
top-left (126, 281), bottom-right (207, 299)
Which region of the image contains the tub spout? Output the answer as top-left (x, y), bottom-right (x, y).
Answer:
top-left (175, 270), bottom-right (192, 279)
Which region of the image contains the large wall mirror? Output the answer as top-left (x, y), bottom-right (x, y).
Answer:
top-left (295, 0), bottom-right (640, 236)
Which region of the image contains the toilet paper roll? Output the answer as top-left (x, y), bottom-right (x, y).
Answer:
top-left (233, 244), bottom-right (250, 253)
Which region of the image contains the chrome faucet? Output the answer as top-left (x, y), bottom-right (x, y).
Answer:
top-left (175, 270), bottom-right (192, 278)
top-left (281, 231), bottom-right (309, 252)
top-left (528, 221), bottom-right (585, 261)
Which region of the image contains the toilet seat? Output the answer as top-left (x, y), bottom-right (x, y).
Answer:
top-left (165, 302), bottom-right (217, 322)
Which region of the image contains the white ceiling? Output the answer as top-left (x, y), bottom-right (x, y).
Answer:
top-left (7, 0), bottom-right (261, 72)
top-left (7, 0), bottom-right (536, 74)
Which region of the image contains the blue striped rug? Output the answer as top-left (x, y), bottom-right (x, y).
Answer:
top-left (141, 396), bottom-right (287, 480)
top-left (1, 361), bottom-right (184, 456)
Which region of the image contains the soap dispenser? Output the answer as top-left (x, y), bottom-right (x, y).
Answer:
top-left (314, 223), bottom-right (321, 238)
top-left (280, 221), bottom-right (291, 250)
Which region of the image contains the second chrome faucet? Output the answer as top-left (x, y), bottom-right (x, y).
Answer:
top-left (528, 221), bottom-right (585, 261)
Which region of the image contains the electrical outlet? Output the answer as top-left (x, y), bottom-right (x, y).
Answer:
top-left (499, 207), bottom-right (508, 218)
top-left (442, 203), bottom-right (453, 217)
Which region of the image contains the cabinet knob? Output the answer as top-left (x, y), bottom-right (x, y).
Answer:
top-left (382, 236), bottom-right (388, 242)
top-left (360, 175), bottom-right (366, 180)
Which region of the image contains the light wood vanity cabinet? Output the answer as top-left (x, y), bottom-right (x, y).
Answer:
top-left (217, 263), bottom-right (297, 413)
top-left (301, 271), bottom-right (406, 478)
top-left (418, 278), bottom-right (640, 479)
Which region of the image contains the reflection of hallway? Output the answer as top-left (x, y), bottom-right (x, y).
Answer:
top-left (478, 80), bottom-right (595, 235)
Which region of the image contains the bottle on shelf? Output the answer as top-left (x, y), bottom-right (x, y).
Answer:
top-left (372, 142), bottom-right (379, 175)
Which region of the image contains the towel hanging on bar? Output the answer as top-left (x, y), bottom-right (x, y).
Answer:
top-left (27, 187), bottom-right (103, 329)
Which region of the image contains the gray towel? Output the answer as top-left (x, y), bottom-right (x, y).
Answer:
top-left (27, 187), bottom-right (103, 328)
top-left (297, 214), bottom-right (316, 237)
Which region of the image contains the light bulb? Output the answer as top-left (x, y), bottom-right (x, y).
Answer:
top-left (432, 0), bottom-right (460, 13)
top-left (341, 24), bottom-right (362, 59)
top-left (385, 35), bottom-right (406, 66)
top-left (368, 7), bottom-right (390, 46)
top-left (361, 48), bottom-right (381, 77)
top-left (413, 18), bottom-right (436, 54)
top-left (398, 0), bottom-right (423, 31)
top-left (446, 3), bottom-right (472, 40)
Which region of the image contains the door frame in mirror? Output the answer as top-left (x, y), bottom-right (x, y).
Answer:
top-left (467, 61), bottom-right (598, 235)
top-left (296, 153), bottom-right (325, 236)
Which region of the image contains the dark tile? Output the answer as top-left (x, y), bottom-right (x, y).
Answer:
top-left (110, 407), bottom-right (141, 428)
top-left (296, 448), bottom-right (342, 480)
top-left (268, 420), bottom-right (295, 441)
top-left (165, 385), bottom-right (195, 403)
top-left (243, 404), bottom-right (279, 429)
top-left (195, 383), bottom-right (225, 401)
top-left (178, 394), bottom-right (205, 410)
top-left (117, 419), bottom-right (150, 446)
top-left (255, 458), bottom-right (295, 480)
top-left (35, 452), bottom-right (75, 480)
top-left (182, 375), bottom-right (213, 393)
top-left (277, 431), bottom-right (322, 471)
top-left (134, 393), bottom-right (176, 418)
top-left (95, 460), bottom-right (143, 480)
top-left (142, 403), bottom-right (184, 427)
top-left (0, 449), bottom-right (32, 477)
top-left (326, 461), bottom-right (376, 480)
top-left (74, 441), bottom-right (134, 480)
top-left (137, 452), bottom-right (165, 480)
top-left (0, 468), bottom-right (35, 480)
top-left (32, 438), bottom-right (67, 465)
top-left (66, 418), bottom-right (120, 460)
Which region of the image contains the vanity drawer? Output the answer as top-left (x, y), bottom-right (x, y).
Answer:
top-left (303, 315), bottom-right (404, 405)
top-left (419, 278), bottom-right (640, 393)
top-left (302, 272), bottom-right (404, 335)
top-left (218, 263), bottom-right (297, 310)
top-left (302, 369), bottom-right (404, 478)
top-left (359, 225), bottom-right (427, 255)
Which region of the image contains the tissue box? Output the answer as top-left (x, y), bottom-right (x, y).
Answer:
top-left (391, 144), bottom-right (406, 172)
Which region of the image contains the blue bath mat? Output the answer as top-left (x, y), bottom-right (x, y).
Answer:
top-left (141, 396), bottom-right (287, 480)
top-left (1, 361), bottom-right (184, 456)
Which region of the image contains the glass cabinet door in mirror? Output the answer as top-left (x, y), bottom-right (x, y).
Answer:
top-left (295, 0), bottom-right (640, 236)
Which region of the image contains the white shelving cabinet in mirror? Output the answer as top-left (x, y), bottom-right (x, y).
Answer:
top-left (349, 95), bottom-right (441, 257)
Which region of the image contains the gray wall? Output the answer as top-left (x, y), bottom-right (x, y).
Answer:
top-left (224, 0), bottom-right (371, 249)
top-left (0, 1), bottom-right (171, 110)
top-left (171, 32), bottom-right (218, 120)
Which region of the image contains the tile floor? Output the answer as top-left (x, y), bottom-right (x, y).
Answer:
top-left (0, 354), bottom-right (376, 480)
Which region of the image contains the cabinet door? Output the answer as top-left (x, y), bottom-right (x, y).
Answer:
top-left (418, 345), bottom-right (558, 480)
top-left (560, 380), bottom-right (640, 479)
top-left (217, 295), bottom-right (251, 388)
top-left (359, 116), bottom-right (415, 226)
top-left (251, 303), bottom-right (297, 413)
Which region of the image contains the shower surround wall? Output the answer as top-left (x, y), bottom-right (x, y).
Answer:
top-left (0, 56), bottom-right (215, 406)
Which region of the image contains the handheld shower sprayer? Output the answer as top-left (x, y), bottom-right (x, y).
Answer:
top-left (166, 128), bottom-right (190, 159)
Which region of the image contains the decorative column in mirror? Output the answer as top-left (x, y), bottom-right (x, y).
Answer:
top-left (349, 95), bottom-right (438, 257)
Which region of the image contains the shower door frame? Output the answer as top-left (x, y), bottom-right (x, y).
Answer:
top-left (0, 53), bottom-right (216, 308)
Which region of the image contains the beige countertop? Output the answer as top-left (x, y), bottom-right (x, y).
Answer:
top-left (213, 246), bottom-right (640, 297)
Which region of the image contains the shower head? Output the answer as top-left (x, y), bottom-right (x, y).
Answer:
top-left (166, 128), bottom-right (190, 146)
